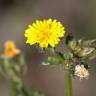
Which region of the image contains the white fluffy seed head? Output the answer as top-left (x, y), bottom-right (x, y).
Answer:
top-left (75, 65), bottom-right (89, 80)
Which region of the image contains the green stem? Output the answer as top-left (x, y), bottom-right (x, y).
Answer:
top-left (65, 69), bottom-right (72, 96)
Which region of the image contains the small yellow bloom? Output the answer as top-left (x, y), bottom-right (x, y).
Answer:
top-left (2, 40), bottom-right (21, 58)
top-left (25, 19), bottom-right (65, 48)
top-left (75, 65), bottom-right (89, 80)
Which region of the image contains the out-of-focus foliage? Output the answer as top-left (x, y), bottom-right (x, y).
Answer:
top-left (0, 41), bottom-right (44, 96)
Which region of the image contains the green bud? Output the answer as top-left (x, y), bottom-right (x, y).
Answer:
top-left (78, 47), bottom-right (94, 57)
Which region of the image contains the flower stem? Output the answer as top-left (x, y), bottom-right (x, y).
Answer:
top-left (65, 69), bottom-right (72, 96)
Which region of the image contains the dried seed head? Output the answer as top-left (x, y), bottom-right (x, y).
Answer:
top-left (74, 64), bottom-right (89, 80)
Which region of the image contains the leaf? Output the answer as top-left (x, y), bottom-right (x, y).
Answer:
top-left (85, 49), bottom-right (96, 60)
top-left (81, 40), bottom-right (96, 47)
top-left (27, 89), bottom-right (44, 96)
top-left (10, 81), bottom-right (22, 96)
top-left (42, 52), bottom-right (64, 65)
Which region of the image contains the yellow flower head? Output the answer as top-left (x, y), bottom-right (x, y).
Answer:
top-left (25, 19), bottom-right (65, 48)
top-left (2, 40), bottom-right (21, 58)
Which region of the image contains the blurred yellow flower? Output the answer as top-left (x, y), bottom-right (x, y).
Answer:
top-left (25, 19), bottom-right (65, 48)
top-left (2, 40), bottom-right (21, 58)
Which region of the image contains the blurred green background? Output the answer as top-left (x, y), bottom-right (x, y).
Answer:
top-left (0, 0), bottom-right (96, 96)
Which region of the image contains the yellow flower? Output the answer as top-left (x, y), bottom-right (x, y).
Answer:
top-left (25, 19), bottom-right (65, 48)
top-left (2, 40), bottom-right (21, 58)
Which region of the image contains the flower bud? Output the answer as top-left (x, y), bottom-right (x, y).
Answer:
top-left (78, 47), bottom-right (94, 57)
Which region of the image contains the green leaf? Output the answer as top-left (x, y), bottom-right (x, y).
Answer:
top-left (81, 40), bottom-right (96, 47)
top-left (10, 81), bottom-right (22, 96)
top-left (42, 52), bottom-right (64, 65)
top-left (85, 49), bottom-right (96, 60)
top-left (27, 89), bottom-right (44, 96)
